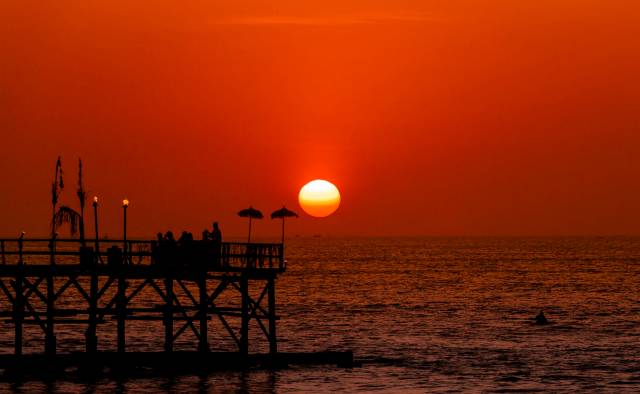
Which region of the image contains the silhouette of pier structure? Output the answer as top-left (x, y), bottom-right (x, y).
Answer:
top-left (0, 237), bottom-right (306, 372)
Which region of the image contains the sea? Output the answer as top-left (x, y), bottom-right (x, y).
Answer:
top-left (0, 237), bottom-right (638, 393)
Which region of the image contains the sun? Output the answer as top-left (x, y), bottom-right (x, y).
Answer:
top-left (298, 179), bottom-right (341, 217)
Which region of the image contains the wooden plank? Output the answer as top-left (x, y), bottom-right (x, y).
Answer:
top-left (6, 319), bottom-right (106, 324)
top-left (110, 316), bottom-right (211, 321)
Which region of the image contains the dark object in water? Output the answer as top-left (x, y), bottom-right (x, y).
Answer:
top-left (534, 311), bottom-right (549, 325)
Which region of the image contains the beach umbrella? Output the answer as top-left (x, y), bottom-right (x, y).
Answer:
top-left (271, 206), bottom-right (298, 244)
top-left (237, 206), bottom-right (263, 242)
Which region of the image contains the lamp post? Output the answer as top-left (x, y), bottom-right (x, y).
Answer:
top-left (88, 196), bottom-right (99, 352)
top-left (122, 199), bottom-right (129, 265)
top-left (93, 196), bottom-right (99, 261)
top-left (118, 198), bottom-right (129, 353)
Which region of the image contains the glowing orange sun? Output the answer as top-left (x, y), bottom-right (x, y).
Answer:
top-left (298, 179), bottom-right (341, 217)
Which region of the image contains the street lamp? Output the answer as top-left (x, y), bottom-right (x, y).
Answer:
top-left (122, 199), bottom-right (129, 265)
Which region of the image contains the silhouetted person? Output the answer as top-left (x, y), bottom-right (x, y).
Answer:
top-left (162, 231), bottom-right (177, 267)
top-left (202, 229), bottom-right (210, 241)
top-left (535, 310), bottom-right (549, 325)
top-left (165, 231), bottom-right (176, 245)
top-left (178, 231), bottom-right (189, 245)
top-left (211, 222), bottom-right (222, 243)
top-left (152, 232), bottom-right (165, 265)
top-left (211, 222), bottom-right (222, 267)
top-left (177, 231), bottom-right (195, 267)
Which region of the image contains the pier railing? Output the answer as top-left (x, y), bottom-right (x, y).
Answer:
top-left (0, 238), bottom-right (285, 271)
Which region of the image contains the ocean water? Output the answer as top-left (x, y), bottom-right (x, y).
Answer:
top-left (1, 237), bottom-right (639, 393)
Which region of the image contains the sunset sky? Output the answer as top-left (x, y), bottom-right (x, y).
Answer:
top-left (1, 1), bottom-right (639, 238)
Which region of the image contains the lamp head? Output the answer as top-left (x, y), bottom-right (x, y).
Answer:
top-left (122, 199), bottom-right (129, 208)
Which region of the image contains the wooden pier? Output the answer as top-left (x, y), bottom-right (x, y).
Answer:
top-left (0, 237), bottom-right (351, 374)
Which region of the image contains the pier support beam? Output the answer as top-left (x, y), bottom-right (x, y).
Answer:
top-left (13, 267), bottom-right (23, 356)
top-left (240, 275), bottom-right (249, 356)
top-left (198, 274), bottom-right (208, 352)
top-left (46, 238), bottom-right (56, 355)
top-left (45, 274), bottom-right (56, 355)
top-left (164, 276), bottom-right (173, 352)
top-left (86, 269), bottom-right (98, 353)
top-left (268, 276), bottom-right (277, 355)
top-left (117, 274), bottom-right (126, 353)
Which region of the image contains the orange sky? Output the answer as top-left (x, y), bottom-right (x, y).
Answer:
top-left (1, 1), bottom-right (639, 237)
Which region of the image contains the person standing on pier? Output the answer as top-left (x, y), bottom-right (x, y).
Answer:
top-left (211, 222), bottom-right (222, 243)
top-left (152, 232), bottom-right (164, 265)
top-left (211, 222), bottom-right (222, 267)
top-left (164, 231), bottom-right (177, 267)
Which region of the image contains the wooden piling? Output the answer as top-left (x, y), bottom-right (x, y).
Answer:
top-left (117, 272), bottom-right (126, 353)
top-left (240, 275), bottom-right (249, 356)
top-left (164, 276), bottom-right (173, 352)
top-left (13, 266), bottom-right (23, 356)
top-left (268, 276), bottom-right (277, 355)
top-left (86, 266), bottom-right (98, 353)
top-left (198, 273), bottom-right (209, 352)
top-left (45, 274), bottom-right (56, 355)
top-left (46, 236), bottom-right (56, 354)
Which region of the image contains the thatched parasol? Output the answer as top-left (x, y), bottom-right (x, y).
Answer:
top-left (270, 206), bottom-right (298, 244)
top-left (238, 206), bottom-right (263, 242)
